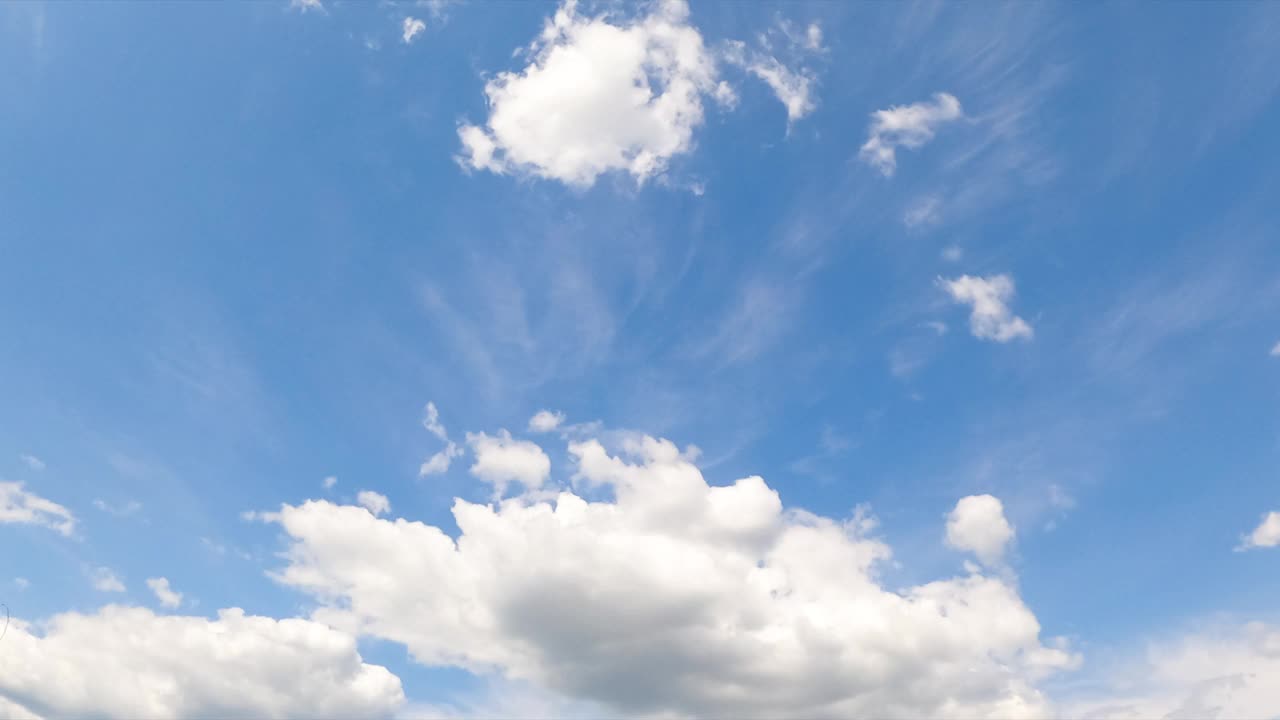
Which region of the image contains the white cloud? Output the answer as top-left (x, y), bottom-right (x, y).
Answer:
top-left (420, 441), bottom-right (462, 477)
top-left (357, 490), bottom-right (392, 517)
top-left (946, 494), bottom-right (1015, 566)
top-left (146, 577), bottom-right (183, 608)
top-left (722, 19), bottom-right (823, 125)
top-left (457, 0), bottom-right (720, 187)
top-left (91, 567), bottom-right (125, 593)
top-left (261, 431), bottom-right (1077, 718)
top-left (19, 454), bottom-right (45, 471)
top-left (423, 401), bottom-right (449, 441)
top-left (93, 498), bottom-right (142, 517)
top-left (0, 605), bottom-right (404, 719)
top-left (402, 16), bottom-right (426, 44)
top-left (1238, 510), bottom-right (1280, 550)
top-left (14, 577), bottom-right (29, 590)
top-left (904, 196), bottom-right (941, 228)
top-left (742, 55), bottom-right (816, 123)
top-left (323, 475), bottom-right (337, 489)
top-left (941, 245), bottom-right (964, 262)
top-left (466, 430), bottom-right (551, 496)
top-left (289, 0), bottom-right (324, 13)
top-left (0, 481), bottom-right (75, 536)
top-left (1067, 621), bottom-right (1280, 719)
top-left (941, 274), bottom-right (1034, 342)
top-left (860, 92), bottom-right (963, 176)
top-left (527, 410), bottom-right (566, 433)
top-left (1270, 340), bottom-right (1280, 357)
top-left (805, 23), bottom-right (823, 51)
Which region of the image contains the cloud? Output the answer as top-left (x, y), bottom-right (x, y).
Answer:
top-left (289, 0), bottom-right (324, 13)
top-left (19, 454), bottom-right (44, 471)
top-left (0, 605), bottom-right (403, 719)
top-left (423, 401), bottom-right (449, 441)
top-left (940, 274), bottom-right (1034, 342)
top-left (528, 410), bottom-right (566, 433)
top-left (323, 475), bottom-right (337, 489)
top-left (1237, 510), bottom-right (1280, 550)
top-left (93, 498), bottom-right (143, 517)
top-left (722, 19), bottom-right (825, 126)
top-left (904, 196), bottom-right (941, 228)
top-left (1066, 621), bottom-right (1280, 719)
top-left (14, 577), bottom-right (29, 590)
top-left (91, 567), bottom-right (126, 593)
top-left (357, 490), bottom-right (392, 517)
top-left (457, 0), bottom-right (720, 187)
top-left (860, 92), bottom-right (963, 176)
top-left (941, 245), bottom-right (964, 262)
top-left (466, 430), bottom-right (551, 496)
top-left (260, 431), bottom-right (1077, 718)
top-left (420, 442), bottom-right (462, 477)
top-left (0, 481), bottom-right (75, 536)
top-left (1270, 341), bottom-right (1280, 357)
top-left (402, 16), bottom-right (426, 44)
top-left (146, 577), bottom-right (183, 608)
top-left (946, 494), bottom-right (1015, 566)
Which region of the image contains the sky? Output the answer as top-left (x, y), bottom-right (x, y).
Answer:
top-left (2, 0), bottom-right (1280, 717)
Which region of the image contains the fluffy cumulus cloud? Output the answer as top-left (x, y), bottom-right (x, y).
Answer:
top-left (1238, 510), bottom-right (1280, 550)
top-left (260, 432), bottom-right (1078, 718)
top-left (0, 605), bottom-right (404, 719)
top-left (860, 92), bottom-right (963, 176)
top-left (91, 567), bottom-right (126, 593)
top-left (146, 577), bottom-right (183, 608)
top-left (402, 16), bottom-right (426, 44)
top-left (0, 481), bottom-right (75, 536)
top-left (946, 494), bottom-right (1015, 566)
top-left (457, 0), bottom-right (721, 187)
top-left (465, 430), bottom-right (551, 496)
top-left (527, 409), bottom-right (565, 433)
top-left (357, 490), bottom-right (392, 517)
top-left (940, 274), bottom-right (1034, 342)
top-left (1068, 621), bottom-right (1280, 719)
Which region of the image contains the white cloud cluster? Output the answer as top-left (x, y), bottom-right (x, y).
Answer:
top-left (527, 409), bottom-right (565, 433)
top-left (457, 0), bottom-right (720, 186)
top-left (0, 605), bottom-right (404, 719)
top-left (723, 38), bottom-right (819, 125)
top-left (0, 481), bottom-right (75, 536)
top-left (357, 490), bottom-right (392, 517)
top-left (940, 274), bottom-right (1034, 343)
top-left (420, 401), bottom-right (463, 477)
top-left (146, 577), bottom-right (183, 608)
top-left (1238, 510), bottom-right (1280, 550)
top-left (946, 494), bottom-right (1015, 566)
top-left (1068, 621), bottom-right (1280, 719)
top-left (465, 430), bottom-right (551, 497)
top-left (262, 432), bottom-right (1077, 718)
top-left (860, 92), bottom-right (963, 176)
top-left (402, 16), bottom-right (426, 44)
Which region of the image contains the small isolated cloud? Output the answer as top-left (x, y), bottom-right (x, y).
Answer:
top-left (422, 401), bottom-right (449, 441)
top-left (941, 245), bottom-right (964, 262)
top-left (1270, 341), bottom-right (1280, 357)
top-left (19, 454), bottom-right (45, 471)
top-left (860, 92), bottom-right (963, 176)
top-left (357, 490), bottom-right (391, 517)
top-left (289, 0), bottom-right (324, 13)
top-left (146, 577), bottom-right (183, 608)
top-left (940, 274), bottom-right (1034, 342)
top-left (1238, 510), bottom-right (1280, 550)
top-left (402, 16), bottom-right (426, 44)
top-left (457, 0), bottom-right (720, 187)
top-left (91, 567), bottom-right (125, 593)
top-left (92, 498), bottom-right (142, 517)
top-left (0, 481), bottom-right (75, 536)
top-left (722, 19), bottom-right (825, 126)
top-left (0, 606), bottom-right (404, 718)
top-left (420, 442), bottom-right (462, 477)
top-left (466, 430), bottom-right (551, 497)
top-left (527, 410), bottom-right (565, 433)
top-left (323, 475), bottom-right (337, 489)
top-left (14, 577), bottom-right (29, 590)
top-left (904, 196), bottom-right (941, 228)
top-left (946, 494), bottom-right (1015, 566)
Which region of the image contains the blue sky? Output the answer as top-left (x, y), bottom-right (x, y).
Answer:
top-left (2, 1), bottom-right (1280, 717)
